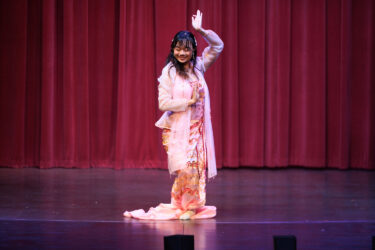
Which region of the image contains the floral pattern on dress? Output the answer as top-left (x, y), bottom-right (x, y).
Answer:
top-left (162, 81), bottom-right (206, 212)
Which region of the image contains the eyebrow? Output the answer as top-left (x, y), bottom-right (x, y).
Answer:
top-left (175, 45), bottom-right (192, 49)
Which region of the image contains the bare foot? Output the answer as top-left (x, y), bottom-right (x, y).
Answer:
top-left (179, 210), bottom-right (196, 220)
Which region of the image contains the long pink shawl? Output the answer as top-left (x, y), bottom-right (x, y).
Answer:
top-left (155, 30), bottom-right (223, 179)
top-left (155, 64), bottom-right (216, 178)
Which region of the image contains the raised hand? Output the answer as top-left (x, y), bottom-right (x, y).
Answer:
top-left (192, 10), bottom-right (203, 31)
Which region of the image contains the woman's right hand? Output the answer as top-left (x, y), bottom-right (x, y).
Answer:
top-left (188, 84), bottom-right (199, 106)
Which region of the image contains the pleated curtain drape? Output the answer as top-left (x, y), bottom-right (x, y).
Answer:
top-left (0, 0), bottom-right (374, 170)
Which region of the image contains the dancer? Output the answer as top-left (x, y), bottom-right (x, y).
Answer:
top-left (124, 10), bottom-right (223, 220)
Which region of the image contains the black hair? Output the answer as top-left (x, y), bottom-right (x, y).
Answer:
top-left (166, 30), bottom-right (198, 79)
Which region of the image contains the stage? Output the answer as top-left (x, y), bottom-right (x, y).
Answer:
top-left (0, 168), bottom-right (374, 249)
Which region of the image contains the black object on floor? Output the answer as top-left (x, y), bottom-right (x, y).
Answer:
top-left (164, 235), bottom-right (194, 250)
top-left (274, 235), bottom-right (297, 250)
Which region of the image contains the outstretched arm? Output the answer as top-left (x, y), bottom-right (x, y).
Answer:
top-left (192, 10), bottom-right (224, 71)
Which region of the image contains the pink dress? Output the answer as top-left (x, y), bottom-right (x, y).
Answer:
top-left (124, 30), bottom-right (223, 220)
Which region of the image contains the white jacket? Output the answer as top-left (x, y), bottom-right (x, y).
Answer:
top-left (155, 30), bottom-right (224, 179)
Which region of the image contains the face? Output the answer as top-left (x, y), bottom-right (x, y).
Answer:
top-left (173, 41), bottom-right (193, 64)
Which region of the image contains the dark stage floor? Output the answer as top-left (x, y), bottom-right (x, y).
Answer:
top-left (0, 167), bottom-right (374, 249)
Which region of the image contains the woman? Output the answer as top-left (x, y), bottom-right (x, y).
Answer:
top-left (124, 10), bottom-right (223, 220)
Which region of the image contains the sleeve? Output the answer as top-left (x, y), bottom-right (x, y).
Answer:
top-left (200, 30), bottom-right (224, 72)
top-left (157, 65), bottom-right (189, 112)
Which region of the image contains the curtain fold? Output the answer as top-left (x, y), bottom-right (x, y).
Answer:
top-left (0, 0), bottom-right (374, 170)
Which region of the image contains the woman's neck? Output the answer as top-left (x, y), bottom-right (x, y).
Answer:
top-left (183, 62), bottom-right (192, 71)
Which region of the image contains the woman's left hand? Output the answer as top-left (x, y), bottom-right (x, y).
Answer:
top-left (192, 10), bottom-right (203, 31)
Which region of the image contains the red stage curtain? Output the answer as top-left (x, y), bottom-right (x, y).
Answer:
top-left (0, 0), bottom-right (374, 170)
